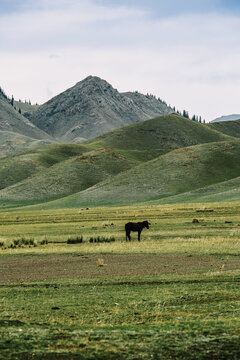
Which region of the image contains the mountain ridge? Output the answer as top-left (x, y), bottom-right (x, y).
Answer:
top-left (28, 75), bottom-right (173, 141)
top-left (211, 114), bottom-right (240, 123)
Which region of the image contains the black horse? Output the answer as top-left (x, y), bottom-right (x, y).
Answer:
top-left (125, 221), bottom-right (150, 241)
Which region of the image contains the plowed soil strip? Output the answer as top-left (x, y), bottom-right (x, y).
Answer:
top-left (1, 254), bottom-right (240, 284)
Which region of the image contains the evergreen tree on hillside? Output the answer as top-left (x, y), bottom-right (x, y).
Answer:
top-left (0, 87), bottom-right (8, 101)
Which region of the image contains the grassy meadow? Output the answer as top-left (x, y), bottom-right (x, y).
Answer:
top-left (1, 202), bottom-right (240, 359)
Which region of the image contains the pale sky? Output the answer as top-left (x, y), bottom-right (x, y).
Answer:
top-left (1, 0), bottom-right (240, 121)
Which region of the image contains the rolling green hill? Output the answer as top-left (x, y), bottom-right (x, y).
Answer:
top-left (207, 120), bottom-right (240, 138)
top-left (86, 114), bottom-right (232, 161)
top-left (0, 144), bottom-right (89, 191)
top-left (0, 114), bottom-right (237, 208)
top-left (152, 176), bottom-right (240, 204)
top-left (0, 148), bottom-right (136, 204)
top-left (37, 140), bottom-right (240, 208)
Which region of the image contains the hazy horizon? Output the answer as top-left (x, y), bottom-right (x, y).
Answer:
top-left (1, 0), bottom-right (240, 122)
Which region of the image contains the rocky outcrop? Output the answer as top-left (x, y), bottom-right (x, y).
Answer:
top-left (28, 76), bottom-right (173, 141)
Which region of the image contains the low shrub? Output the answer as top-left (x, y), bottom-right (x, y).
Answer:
top-left (67, 236), bottom-right (84, 244)
top-left (39, 239), bottom-right (48, 245)
top-left (89, 236), bottom-right (115, 243)
top-left (11, 237), bottom-right (37, 248)
top-left (0, 237), bottom-right (48, 249)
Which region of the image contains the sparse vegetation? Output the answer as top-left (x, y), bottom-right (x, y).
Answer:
top-left (0, 237), bottom-right (49, 249)
top-left (67, 235), bottom-right (83, 244)
top-left (89, 235), bottom-right (115, 243)
top-left (0, 203), bottom-right (240, 358)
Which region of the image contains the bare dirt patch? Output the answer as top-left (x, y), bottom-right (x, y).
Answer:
top-left (1, 253), bottom-right (240, 284)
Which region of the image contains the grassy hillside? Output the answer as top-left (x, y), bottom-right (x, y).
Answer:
top-left (38, 140), bottom-right (240, 208)
top-left (151, 175), bottom-right (240, 204)
top-left (0, 148), bottom-right (136, 203)
top-left (207, 119), bottom-right (240, 138)
top-left (0, 114), bottom-right (237, 208)
top-left (0, 143), bottom-right (89, 191)
top-left (86, 114), bottom-right (232, 161)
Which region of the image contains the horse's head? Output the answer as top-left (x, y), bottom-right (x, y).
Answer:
top-left (143, 221), bottom-right (150, 229)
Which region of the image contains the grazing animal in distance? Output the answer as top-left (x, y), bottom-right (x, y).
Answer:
top-left (125, 221), bottom-right (150, 241)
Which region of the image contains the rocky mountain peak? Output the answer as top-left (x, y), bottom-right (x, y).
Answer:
top-left (28, 76), bottom-right (173, 141)
top-left (73, 75), bottom-right (116, 97)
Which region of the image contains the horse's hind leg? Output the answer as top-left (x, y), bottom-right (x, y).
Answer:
top-left (138, 231), bottom-right (141, 241)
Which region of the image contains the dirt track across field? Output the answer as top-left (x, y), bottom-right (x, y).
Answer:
top-left (1, 253), bottom-right (240, 283)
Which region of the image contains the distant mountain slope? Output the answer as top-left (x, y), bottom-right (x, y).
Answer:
top-left (0, 91), bottom-right (52, 140)
top-left (39, 140), bottom-right (240, 207)
top-left (28, 76), bottom-right (173, 141)
top-left (0, 131), bottom-right (51, 158)
top-left (14, 100), bottom-right (39, 118)
top-left (207, 120), bottom-right (240, 139)
top-left (211, 114), bottom-right (240, 123)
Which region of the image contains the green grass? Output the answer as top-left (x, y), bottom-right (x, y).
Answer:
top-left (1, 202), bottom-right (240, 358)
top-left (0, 202), bottom-right (240, 254)
top-left (1, 274), bottom-right (240, 359)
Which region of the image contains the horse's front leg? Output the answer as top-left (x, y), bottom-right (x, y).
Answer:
top-left (138, 231), bottom-right (141, 241)
top-left (126, 231), bottom-right (131, 241)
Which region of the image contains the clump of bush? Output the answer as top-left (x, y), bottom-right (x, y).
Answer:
top-left (39, 239), bottom-right (48, 245)
top-left (0, 237), bottom-right (48, 249)
top-left (89, 236), bottom-right (115, 243)
top-left (12, 238), bottom-right (37, 248)
top-left (67, 236), bottom-right (84, 244)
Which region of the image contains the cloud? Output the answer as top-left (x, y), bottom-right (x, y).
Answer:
top-left (0, 0), bottom-right (239, 121)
